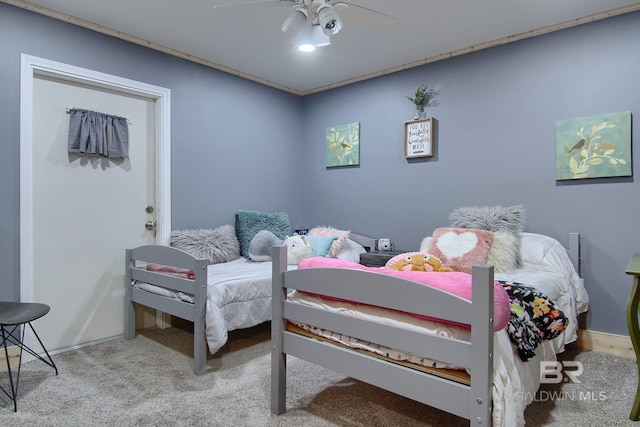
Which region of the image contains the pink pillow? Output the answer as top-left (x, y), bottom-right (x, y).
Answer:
top-left (307, 226), bottom-right (350, 258)
top-left (429, 227), bottom-right (494, 273)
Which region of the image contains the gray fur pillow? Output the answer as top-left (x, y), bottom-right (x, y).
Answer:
top-left (449, 205), bottom-right (526, 266)
top-left (170, 225), bottom-right (240, 264)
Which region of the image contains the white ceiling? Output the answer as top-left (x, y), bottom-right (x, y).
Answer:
top-left (5, 0), bottom-right (640, 95)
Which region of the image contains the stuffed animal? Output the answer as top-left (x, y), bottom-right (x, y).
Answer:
top-left (284, 234), bottom-right (313, 265)
top-left (385, 252), bottom-right (454, 272)
top-left (423, 254), bottom-right (454, 272)
top-left (248, 230), bottom-right (283, 262)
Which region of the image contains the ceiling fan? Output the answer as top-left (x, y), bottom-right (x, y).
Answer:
top-left (213, 0), bottom-right (399, 51)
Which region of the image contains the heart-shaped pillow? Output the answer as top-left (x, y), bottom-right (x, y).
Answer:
top-left (429, 227), bottom-right (494, 273)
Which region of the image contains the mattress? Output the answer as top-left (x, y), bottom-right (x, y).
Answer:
top-left (496, 232), bottom-right (589, 353)
top-left (134, 257), bottom-right (297, 354)
top-left (288, 286), bottom-right (555, 427)
top-left (132, 238), bottom-right (368, 356)
top-left (285, 233), bottom-right (588, 427)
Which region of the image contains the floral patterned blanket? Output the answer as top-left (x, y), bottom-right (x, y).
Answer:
top-left (499, 280), bottom-right (569, 362)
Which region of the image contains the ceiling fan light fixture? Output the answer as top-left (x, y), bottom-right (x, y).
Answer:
top-left (281, 9), bottom-right (308, 35)
top-left (297, 24), bottom-right (330, 52)
top-left (317, 4), bottom-right (342, 36)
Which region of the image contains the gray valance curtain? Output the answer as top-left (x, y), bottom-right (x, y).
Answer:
top-left (67, 108), bottom-right (130, 158)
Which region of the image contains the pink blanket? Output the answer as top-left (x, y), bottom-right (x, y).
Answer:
top-left (146, 263), bottom-right (195, 280)
top-left (297, 257), bottom-right (509, 331)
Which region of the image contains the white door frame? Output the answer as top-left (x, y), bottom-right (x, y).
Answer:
top-left (19, 54), bottom-right (172, 348)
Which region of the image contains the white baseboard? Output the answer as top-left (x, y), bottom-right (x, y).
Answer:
top-left (0, 346), bottom-right (21, 372)
top-left (578, 329), bottom-right (635, 358)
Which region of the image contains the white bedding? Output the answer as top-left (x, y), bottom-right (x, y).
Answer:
top-left (287, 232), bottom-right (589, 427)
top-left (136, 258), bottom-right (296, 354)
top-left (133, 238), bottom-right (368, 355)
top-left (134, 239), bottom-right (365, 354)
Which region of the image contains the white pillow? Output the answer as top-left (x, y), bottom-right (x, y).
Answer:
top-left (335, 238), bottom-right (367, 263)
top-left (419, 236), bottom-right (432, 253)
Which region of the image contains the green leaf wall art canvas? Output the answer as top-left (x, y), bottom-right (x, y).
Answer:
top-left (555, 111), bottom-right (632, 180)
top-left (326, 122), bottom-right (360, 168)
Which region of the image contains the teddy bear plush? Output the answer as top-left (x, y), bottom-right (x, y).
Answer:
top-left (283, 234), bottom-right (313, 265)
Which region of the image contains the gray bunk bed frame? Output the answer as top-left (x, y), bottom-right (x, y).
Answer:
top-left (123, 234), bottom-right (379, 376)
top-left (270, 232), bottom-right (582, 425)
top-left (271, 245), bottom-right (495, 424)
top-left (125, 245), bottom-right (209, 375)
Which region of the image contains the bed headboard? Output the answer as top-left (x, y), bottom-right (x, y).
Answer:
top-left (349, 233), bottom-right (377, 252)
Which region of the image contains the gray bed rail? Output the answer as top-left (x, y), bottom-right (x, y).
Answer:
top-left (124, 245), bottom-right (209, 375)
top-left (271, 244), bottom-right (495, 424)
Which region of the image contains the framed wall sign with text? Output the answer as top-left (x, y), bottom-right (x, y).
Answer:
top-left (404, 118), bottom-right (433, 158)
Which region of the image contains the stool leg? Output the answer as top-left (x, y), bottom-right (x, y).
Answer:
top-left (1, 326), bottom-right (19, 412)
top-left (26, 322), bottom-right (57, 375)
top-left (0, 322), bottom-right (58, 412)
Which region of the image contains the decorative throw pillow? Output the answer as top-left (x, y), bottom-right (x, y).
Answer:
top-left (170, 225), bottom-right (240, 264)
top-left (307, 226), bottom-right (350, 257)
top-left (335, 238), bottom-right (367, 263)
top-left (419, 236), bottom-right (432, 253)
top-left (428, 227), bottom-right (494, 273)
top-left (306, 235), bottom-right (339, 257)
top-left (248, 230), bottom-right (283, 262)
top-left (486, 230), bottom-right (519, 272)
top-left (448, 205), bottom-right (526, 266)
top-left (236, 210), bottom-right (291, 259)
top-left (421, 230), bottom-right (519, 273)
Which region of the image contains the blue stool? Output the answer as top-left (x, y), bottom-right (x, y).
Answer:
top-left (0, 301), bottom-right (58, 411)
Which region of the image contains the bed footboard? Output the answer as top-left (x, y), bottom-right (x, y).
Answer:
top-left (125, 245), bottom-right (209, 375)
top-left (271, 245), bottom-right (495, 424)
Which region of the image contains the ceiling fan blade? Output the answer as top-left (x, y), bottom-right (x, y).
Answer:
top-left (333, 2), bottom-right (399, 35)
top-left (213, 0), bottom-right (301, 11)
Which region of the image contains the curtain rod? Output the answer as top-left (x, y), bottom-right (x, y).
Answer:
top-left (66, 108), bottom-right (132, 125)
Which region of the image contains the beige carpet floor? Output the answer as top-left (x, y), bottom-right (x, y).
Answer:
top-left (0, 323), bottom-right (637, 426)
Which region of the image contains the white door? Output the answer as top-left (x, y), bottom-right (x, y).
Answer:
top-left (21, 56), bottom-right (171, 354)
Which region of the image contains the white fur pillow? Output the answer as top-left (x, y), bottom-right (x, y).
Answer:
top-left (170, 225), bottom-right (240, 264)
top-left (307, 226), bottom-right (350, 258)
top-left (485, 230), bottom-right (519, 272)
top-left (419, 236), bottom-right (432, 253)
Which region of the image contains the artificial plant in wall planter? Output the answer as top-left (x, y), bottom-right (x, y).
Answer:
top-left (407, 84), bottom-right (438, 119)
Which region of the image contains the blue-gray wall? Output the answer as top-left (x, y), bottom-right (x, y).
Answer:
top-left (301, 12), bottom-right (640, 336)
top-left (0, 3), bottom-right (304, 301)
top-left (1, 3), bottom-right (639, 336)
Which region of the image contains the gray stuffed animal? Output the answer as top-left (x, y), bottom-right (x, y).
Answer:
top-left (248, 230), bottom-right (283, 261)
